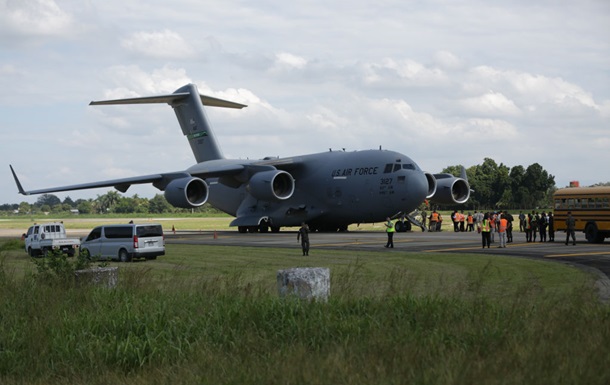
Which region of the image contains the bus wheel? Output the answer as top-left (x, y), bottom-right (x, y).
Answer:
top-left (585, 223), bottom-right (599, 243)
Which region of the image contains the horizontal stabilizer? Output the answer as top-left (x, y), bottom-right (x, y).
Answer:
top-left (90, 90), bottom-right (246, 109)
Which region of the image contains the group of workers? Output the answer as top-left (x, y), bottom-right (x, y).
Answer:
top-left (518, 211), bottom-right (555, 243)
top-left (296, 208), bottom-right (574, 255)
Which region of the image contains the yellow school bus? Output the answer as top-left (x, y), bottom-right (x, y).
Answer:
top-left (553, 187), bottom-right (610, 243)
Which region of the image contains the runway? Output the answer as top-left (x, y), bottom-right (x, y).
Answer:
top-left (166, 229), bottom-right (610, 282)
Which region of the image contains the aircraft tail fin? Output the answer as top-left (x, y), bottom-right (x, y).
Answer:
top-left (90, 84), bottom-right (247, 163)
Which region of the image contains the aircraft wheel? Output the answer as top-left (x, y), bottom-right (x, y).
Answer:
top-left (271, 226), bottom-right (280, 233)
top-left (238, 226), bottom-right (247, 233)
top-left (395, 222), bottom-right (405, 233)
top-left (247, 226), bottom-right (258, 233)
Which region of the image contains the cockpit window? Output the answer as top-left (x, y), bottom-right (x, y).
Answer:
top-left (385, 162), bottom-right (416, 173)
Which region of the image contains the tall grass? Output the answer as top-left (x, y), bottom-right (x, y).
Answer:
top-left (0, 252), bottom-right (608, 385)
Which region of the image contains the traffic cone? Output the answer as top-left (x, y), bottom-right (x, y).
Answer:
top-left (213, 230), bottom-right (218, 240)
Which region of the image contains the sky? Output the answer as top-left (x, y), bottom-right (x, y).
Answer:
top-left (1, 0), bottom-right (609, 206)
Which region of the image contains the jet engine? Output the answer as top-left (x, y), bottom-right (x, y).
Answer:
top-left (428, 173), bottom-right (470, 204)
top-left (164, 177), bottom-right (209, 208)
top-left (424, 172), bottom-right (437, 199)
top-left (247, 170), bottom-right (295, 201)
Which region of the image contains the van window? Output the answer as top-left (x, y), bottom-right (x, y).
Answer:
top-left (104, 226), bottom-right (133, 239)
top-left (86, 227), bottom-right (102, 241)
top-left (137, 225), bottom-right (163, 238)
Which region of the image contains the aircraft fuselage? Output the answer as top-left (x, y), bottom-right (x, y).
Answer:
top-left (206, 149), bottom-right (429, 230)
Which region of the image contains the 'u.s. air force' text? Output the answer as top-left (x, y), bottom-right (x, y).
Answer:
top-left (331, 167), bottom-right (379, 177)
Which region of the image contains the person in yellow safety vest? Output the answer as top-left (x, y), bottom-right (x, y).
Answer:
top-left (467, 213), bottom-right (474, 232)
top-left (384, 217), bottom-right (395, 248)
top-left (429, 210), bottom-right (439, 232)
top-left (498, 217), bottom-right (508, 248)
top-left (489, 213), bottom-right (497, 243)
top-left (481, 213), bottom-right (491, 248)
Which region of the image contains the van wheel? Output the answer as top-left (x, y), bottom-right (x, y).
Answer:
top-left (119, 249), bottom-right (132, 262)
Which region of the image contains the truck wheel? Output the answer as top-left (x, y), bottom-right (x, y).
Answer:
top-left (119, 249), bottom-right (132, 262)
top-left (27, 247), bottom-right (35, 257)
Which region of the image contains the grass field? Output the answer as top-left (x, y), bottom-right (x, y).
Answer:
top-left (1, 230), bottom-right (609, 385)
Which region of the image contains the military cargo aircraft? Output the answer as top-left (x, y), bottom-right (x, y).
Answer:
top-left (10, 83), bottom-right (470, 232)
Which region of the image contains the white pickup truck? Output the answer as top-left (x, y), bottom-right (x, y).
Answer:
top-left (24, 222), bottom-right (81, 257)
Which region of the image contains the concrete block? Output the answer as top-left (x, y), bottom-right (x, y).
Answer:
top-left (75, 267), bottom-right (118, 288)
top-left (277, 267), bottom-right (330, 302)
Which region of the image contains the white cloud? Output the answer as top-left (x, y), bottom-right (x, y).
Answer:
top-left (471, 66), bottom-right (600, 114)
top-left (103, 65), bottom-right (193, 96)
top-left (1, 0), bottom-right (609, 204)
top-left (0, 0), bottom-right (73, 37)
top-left (362, 58), bottom-right (450, 88)
top-left (272, 52), bottom-right (308, 71)
top-left (434, 51), bottom-right (464, 70)
top-left (120, 29), bottom-right (194, 58)
top-left (460, 91), bottom-right (521, 117)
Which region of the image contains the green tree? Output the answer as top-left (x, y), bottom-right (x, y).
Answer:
top-left (36, 194), bottom-right (61, 208)
top-left (76, 200), bottom-right (93, 214)
top-left (114, 197), bottom-right (137, 214)
top-left (149, 194), bottom-right (172, 213)
top-left (522, 163), bottom-right (555, 208)
top-left (18, 201), bottom-right (32, 214)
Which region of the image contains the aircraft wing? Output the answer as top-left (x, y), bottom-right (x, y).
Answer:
top-left (9, 162), bottom-right (249, 196)
top-left (10, 165), bottom-right (172, 195)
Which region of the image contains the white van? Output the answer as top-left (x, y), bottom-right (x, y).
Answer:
top-left (80, 223), bottom-right (165, 262)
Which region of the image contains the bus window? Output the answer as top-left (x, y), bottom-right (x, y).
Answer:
top-left (581, 198), bottom-right (588, 208)
top-left (567, 198), bottom-right (575, 209)
top-left (604, 198), bottom-right (609, 209)
top-left (555, 199), bottom-right (561, 210)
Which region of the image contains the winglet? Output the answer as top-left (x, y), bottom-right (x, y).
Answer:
top-left (9, 165), bottom-right (28, 195)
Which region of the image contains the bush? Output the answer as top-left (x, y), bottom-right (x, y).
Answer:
top-left (31, 249), bottom-right (105, 286)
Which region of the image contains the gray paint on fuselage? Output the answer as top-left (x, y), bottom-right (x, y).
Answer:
top-left (206, 149), bottom-right (428, 228)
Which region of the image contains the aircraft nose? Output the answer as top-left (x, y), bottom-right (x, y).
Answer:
top-left (404, 171), bottom-right (429, 208)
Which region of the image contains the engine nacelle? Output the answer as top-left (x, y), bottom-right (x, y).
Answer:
top-left (247, 170), bottom-right (295, 201)
top-left (164, 177), bottom-right (209, 208)
top-left (425, 172), bottom-right (437, 199)
top-left (428, 173), bottom-right (470, 204)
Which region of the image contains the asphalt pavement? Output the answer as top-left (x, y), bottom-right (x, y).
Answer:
top-left (166, 228), bottom-right (610, 280)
